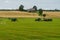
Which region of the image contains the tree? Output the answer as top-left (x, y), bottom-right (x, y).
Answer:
top-left (19, 5), bottom-right (24, 11)
top-left (33, 6), bottom-right (37, 11)
top-left (55, 9), bottom-right (59, 11)
top-left (38, 9), bottom-right (43, 16)
top-left (37, 9), bottom-right (43, 20)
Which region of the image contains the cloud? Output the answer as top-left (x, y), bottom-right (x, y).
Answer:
top-left (0, 0), bottom-right (60, 9)
top-left (4, 0), bottom-right (9, 3)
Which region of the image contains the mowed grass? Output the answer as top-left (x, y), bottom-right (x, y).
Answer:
top-left (0, 18), bottom-right (60, 40)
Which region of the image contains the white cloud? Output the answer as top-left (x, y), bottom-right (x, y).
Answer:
top-left (0, 0), bottom-right (60, 9)
top-left (4, 0), bottom-right (9, 3)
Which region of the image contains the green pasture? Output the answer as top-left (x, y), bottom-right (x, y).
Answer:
top-left (0, 18), bottom-right (60, 40)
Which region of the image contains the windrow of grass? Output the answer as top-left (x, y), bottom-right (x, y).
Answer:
top-left (0, 18), bottom-right (60, 40)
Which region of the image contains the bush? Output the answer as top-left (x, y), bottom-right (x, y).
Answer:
top-left (43, 18), bottom-right (52, 21)
top-left (43, 14), bottom-right (46, 17)
top-left (35, 18), bottom-right (41, 21)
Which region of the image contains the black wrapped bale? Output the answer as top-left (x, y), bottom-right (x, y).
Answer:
top-left (11, 18), bottom-right (17, 22)
top-left (35, 18), bottom-right (41, 21)
top-left (43, 18), bottom-right (52, 21)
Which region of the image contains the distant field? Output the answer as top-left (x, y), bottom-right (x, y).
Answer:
top-left (43, 11), bottom-right (60, 18)
top-left (0, 11), bottom-right (38, 18)
top-left (0, 18), bottom-right (60, 40)
top-left (0, 11), bottom-right (60, 18)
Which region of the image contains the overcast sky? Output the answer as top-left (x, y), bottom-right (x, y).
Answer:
top-left (0, 0), bottom-right (60, 9)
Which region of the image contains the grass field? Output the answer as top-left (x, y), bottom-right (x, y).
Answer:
top-left (0, 18), bottom-right (60, 40)
top-left (0, 11), bottom-right (60, 40)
